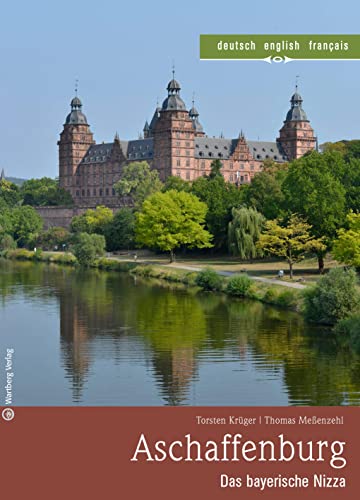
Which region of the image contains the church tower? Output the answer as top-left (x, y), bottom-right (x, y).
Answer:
top-left (58, 95), bottom-right (94, 196)
top-left (277, 87), bottom-right (316, 161)
top-left (153, 72), bottom-right (196, 181)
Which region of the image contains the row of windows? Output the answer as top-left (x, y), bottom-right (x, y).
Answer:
top-left (176, 159), bottom-right (191, 167)
top-left (76, 188), bottom-right (116, 197)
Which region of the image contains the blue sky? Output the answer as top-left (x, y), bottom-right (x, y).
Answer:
top-left (0, 0), bottom-right (359, 179)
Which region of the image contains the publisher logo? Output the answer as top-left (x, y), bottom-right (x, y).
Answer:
top-left (2, 407), bottom-right (15, 421)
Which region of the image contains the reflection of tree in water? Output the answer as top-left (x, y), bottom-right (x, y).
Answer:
top-left (1, 259), bottom-right (360, 406)
top-left (225, 300), bottom-right (360, 405)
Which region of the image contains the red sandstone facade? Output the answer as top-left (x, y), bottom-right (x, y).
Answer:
top-left (58, 78), bottom-right (317, 208)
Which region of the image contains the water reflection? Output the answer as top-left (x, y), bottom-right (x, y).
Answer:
top-left (1, 259), bottom-right (360, 406)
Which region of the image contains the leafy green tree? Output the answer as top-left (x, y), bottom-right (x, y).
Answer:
top-left (0, 179), bottom-right (21, 207)
top-left (105, 208), bottom-right (136, 251)
top-left (282, 150), bottom-right (347, 271)
top-left (257, 214), bottom-right (326, 279)
top-left (73, 233), bottom-right (106, 266)
top-left (21, 177), bottom-right (73, 206)
top-left (304, 267), bottom-right (360, 325)
top-left (192, 168), bottom-right (243, 250)
top-left (10, 206), bottom-right (43, 247)
top-left (208, 158), bottom-right (223, 179)
top-left (114, 161), bottom-right (163, 208)
top-left (228, 206), bottom-right (265, 259)
top-left (241, 162), bottom-right (288, 220)
top-left (0, 208), bottom-right (13, 238)
top-left (332, 212), bottom-right (360, 268)
top-left (162, 175), bottom-right (191, 193)
top-left (71, 206), bottom-right (114, 235)
top-left (135, 190), bottom-right (213, 262)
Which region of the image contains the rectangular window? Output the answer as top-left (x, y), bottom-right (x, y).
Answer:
top-left (105, 188), bottom-right (109, 195)
top-left (186, 171), bottom-right (190, 180)
top-left (186, 160), bottom-right (190, 167)
top-left (201, 161), bottom-right (205, 169)
top-left (177, 159), bottom-right (181, 166)
top-left (99, 188), bottom-right (103, 196)
top-left (93, 189), bottom-right (97, 196)
top-left (186, 142), bottom-right (190, 147)
top-left (76, 190), bottom-right (80, 196)
top-left (186, 150), bottom-right (190, 156)
top-left (230, 162), bottom-right (234, 169)
top-left (112, 188), bottom-right (116, 196)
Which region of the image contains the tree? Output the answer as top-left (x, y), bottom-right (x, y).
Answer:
top-left (241, 161), bottom-right (288, 220)
top-left (10, 206), bottom-right (43, 247)
top-left (36, 226), bottom-right (71, 251)
top-left (228, 206), bottom-right (265, 259)
top-left (114, 161), bottom-right (163, 208)
top-left (304, 267), bottom-right (360, 325)
top-left (0, 179), bottom-right (20, 207)
top-left (282, 150), bottom-right (347, 272)
top-left (208, 159), bottom-right (223, 179)
top-left (332, 212), bottom-right (360, 268)
top-left (73, 233), bottom-right (106, 266)
top-left (20, 177), bottom-right (73, 206)
top-left (71, 206), bottom-right (114, 235)
top-left (257, 214), bottom-right (326, 279)
top-left (192, 166), bottom-right (243, 250)
top-left (162, 175), bottom-right (191, 193)
top-left (135, 190), bottom-right (213, 262)
top-left (105, 208), bottom-right (136, 251)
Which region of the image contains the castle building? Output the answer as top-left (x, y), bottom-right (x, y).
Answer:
top-left (58, 76), bottom-right (317, 208)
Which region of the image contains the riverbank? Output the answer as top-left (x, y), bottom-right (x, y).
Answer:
top-left (1, 249), bottom-right (304, 312)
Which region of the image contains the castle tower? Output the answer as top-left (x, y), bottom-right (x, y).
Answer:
top-left (58, 95), bottom-right (94, 196)
top-left (189, 97), bottom-right (205, 137)
top-left (153, 73), bottom-right (195, 181)
top-left (277, 87), bottom-right (316, 161)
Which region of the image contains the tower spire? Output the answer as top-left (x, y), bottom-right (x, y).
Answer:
top-left (75, 79), bottom-right (79, 97)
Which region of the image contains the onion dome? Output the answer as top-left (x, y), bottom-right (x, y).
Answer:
top-left (285, 87), bottom-right (308, 122)
top-left (162, 70), bottom-right (186, 111)
top-left (167, 79), bottom-right (181, 92)
top-left (65, 95), bottom-right (88, 125)
top-left (189, 106), bottom-right (199, 118)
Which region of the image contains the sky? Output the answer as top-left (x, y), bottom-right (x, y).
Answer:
top-left (0, 0), bottom-right (360, 179)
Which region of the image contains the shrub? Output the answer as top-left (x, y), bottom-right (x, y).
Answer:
top-left (6, 248), bottom-right (34, 260)
top-left (303, 267), bottom-right (360, 325)
top-left (334, 315), bottom-right (360, 352)
top-left (263, 287), bottom-right (278, 303)
top-left (183, 272), bottom-right (198, 286)
top-left (226, 274), bottom-right (252, 297)
top-left (73, 233), bottom-right (106, 267)
top-left (0, 234), bottom-right (17, 251)
top-left (51, 253), bottom-right (77, 265)
top-left (195, 268), bottom-right (223, 291)
top-left (276, 290), bottom-right (298, 308)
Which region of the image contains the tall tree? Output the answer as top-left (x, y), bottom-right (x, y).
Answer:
top-left (135, 190), bottom-right (213, 262)
top-left (257, 214), bottom-right (326, 279)
top-left (282, 150), bottom-right (346, 271)
top-left (114, 161), bottom-right (163, 208)
top-left (192, 162), bottom-right (243, 250)
top-left (228, 206), bottom-right (265, 259)
top-left (20, 177), bottom-right (73, 206)
top-left (105, 208), bottom-right (136, 251)
top-left (241, 161), bottom-right (288, 220)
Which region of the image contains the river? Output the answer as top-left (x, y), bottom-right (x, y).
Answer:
top-left (0, 259), bottom-right (359, 406)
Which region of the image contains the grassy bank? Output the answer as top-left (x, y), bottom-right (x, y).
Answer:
top-left (2, 249), bottom-right (303, 311)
